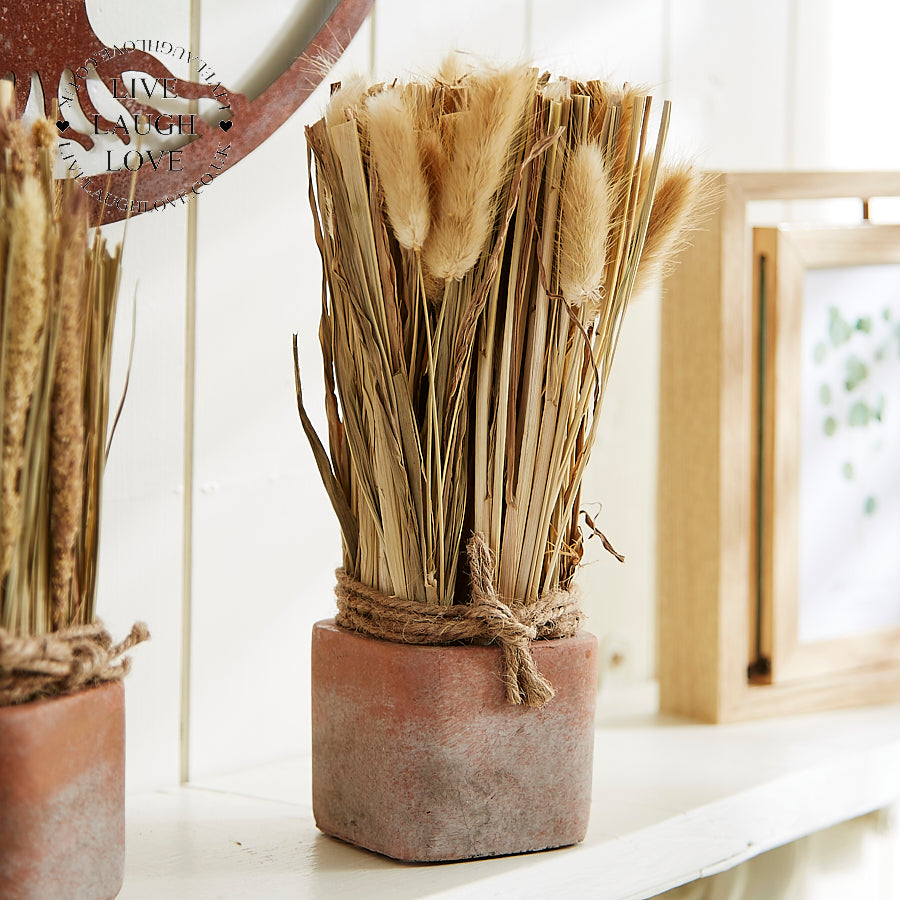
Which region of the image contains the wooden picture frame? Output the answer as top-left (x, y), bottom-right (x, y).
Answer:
top-left (658, 172), bottom-right (900, 723)
top-left (757, 224), bottom-right (900, 686)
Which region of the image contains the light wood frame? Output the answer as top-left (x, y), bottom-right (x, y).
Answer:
top-left (757, 223), bottom-right (900, 686)
top-left (658, 172), bottom-right (900, 723)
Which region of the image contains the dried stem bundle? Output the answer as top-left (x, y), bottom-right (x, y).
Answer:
top-left (299, 62), bottom-right (703, 609)
top-left (0, 98), bottom-right (123, 637)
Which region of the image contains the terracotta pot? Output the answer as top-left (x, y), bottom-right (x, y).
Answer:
top-left (311, 618), bottom-right (598, 861)
top-left (0, 681), bottom-right (125, 900)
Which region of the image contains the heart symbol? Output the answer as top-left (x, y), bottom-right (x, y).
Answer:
top-left (218, 120), bottom-right (232, 132)
top-left (56, 120), bottom-right (70, 133)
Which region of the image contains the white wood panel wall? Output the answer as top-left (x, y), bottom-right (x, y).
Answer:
top-left (78, 0), bottom-right (900, 797)
top-left (530, 0), bottom-right (667, 696)
top-left (85, 0), bottom-right (192, 792)
top-left (188, 8), bottom-right (372, 782)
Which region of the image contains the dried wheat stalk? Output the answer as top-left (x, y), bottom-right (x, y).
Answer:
top-left (299, 62), bottom-right (704, 607)
top-left (0, 89), bottom-right (123, 637)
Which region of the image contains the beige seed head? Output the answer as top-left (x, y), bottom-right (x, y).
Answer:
top-left (366, 89), bottom-right (431, 251)
top-left (325, 73), bottom-right (369, 128)
top-left (559, 141), bottom-right (611, 313)
top-left (632, 163), bottom-right (706, 297)
top-left (423, 63), bottom-right (537, 282)
top-left (437, 52), bottom-right (474, 86)
top-left (542, 77), bottom-right (571, 103)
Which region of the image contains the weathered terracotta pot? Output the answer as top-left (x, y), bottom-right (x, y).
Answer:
top-left (0, 681), bottom-right (125, 900)
top-left (311, 618), bottom-right (598, 861)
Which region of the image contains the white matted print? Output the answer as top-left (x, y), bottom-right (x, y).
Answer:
top-left (799, 263), bottom-right (900, 644)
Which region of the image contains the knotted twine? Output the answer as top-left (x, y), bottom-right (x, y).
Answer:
top-left (0, 620), bottom-right (149, 707)
top-left (334, 532), bottom-right (583, 708)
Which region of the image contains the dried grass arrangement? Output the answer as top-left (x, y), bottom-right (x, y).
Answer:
top-left (298, 60), bottom-right (702, 705)
top-left (0, 88), bottom-right (147, 706)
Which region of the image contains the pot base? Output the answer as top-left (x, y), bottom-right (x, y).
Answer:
top-left (311, 619), bottom-right (598, 862)
top-left (0, 681), bottom-right (125, 900)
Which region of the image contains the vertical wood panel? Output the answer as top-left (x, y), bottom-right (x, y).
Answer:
top-left (531, 0), bottom-right (665, 83)
top-left (85, 0), bottom-right (192, 791)
top-left (529, 0), bottom-right (666, 689)
top-left (189, 8), bottom-right (372, 779)
top-left (792, 0), bottom-right (900, 169)
top-left (665, 0), bottom-right (792, 168)
top-left (373, 0), bottom-right (530, 75)
top-left (657, 188), bottom-right (727, 721)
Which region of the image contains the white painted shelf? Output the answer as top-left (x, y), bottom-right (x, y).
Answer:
top-left (121, 702), bottom-right (900, 900)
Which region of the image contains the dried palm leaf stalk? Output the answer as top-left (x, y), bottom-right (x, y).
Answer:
top-left (0, 91), bottom-right (124, 637)
top-left (299, 62), bottom-right (704, 607)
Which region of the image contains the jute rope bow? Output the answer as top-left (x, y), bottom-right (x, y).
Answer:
top-left (0, 620), bottom-right (149, 707)
top-left (334, 532), bottom-right (582, 707)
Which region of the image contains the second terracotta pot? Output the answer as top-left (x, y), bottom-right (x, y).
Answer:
top-left (311, 618), bottom-right (598, 861)
top-left (0, 681), bottom-right (126, 900)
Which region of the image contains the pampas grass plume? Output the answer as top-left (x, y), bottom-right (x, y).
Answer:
top-left (367, 89), bottom-right (431, 251)
top-left (633, 163), bottom-right (705, 297)
top-left (437, 52), bottom-right (474, 85)
top-left (423, 64), bottom-right (536, 281)
top-left (416, 125), bottom-right (447, 222)
top-left (542, 77), bottom-right (571, 103)
top-left (325, 73), bottom-right (369, 127)
top-left (559, 142), bottom-right (611, 312)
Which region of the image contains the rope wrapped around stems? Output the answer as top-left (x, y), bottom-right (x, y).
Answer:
top-left (0, 621), bottom-right (149, 706)
top-left (335, 532), bottom-right (582, 707)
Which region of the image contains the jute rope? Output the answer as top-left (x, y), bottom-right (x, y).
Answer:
top-left (0, 620), bottom-right (149, 707)
top-left (335, 532), bottom-right (582, 707)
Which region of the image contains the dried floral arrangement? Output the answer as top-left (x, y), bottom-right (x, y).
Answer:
top-left (297, 60), bottom-right (701, 705)
top-left (0, 87), bottom-right (147, 706)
